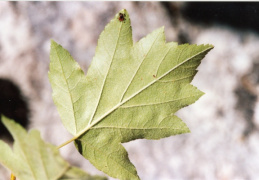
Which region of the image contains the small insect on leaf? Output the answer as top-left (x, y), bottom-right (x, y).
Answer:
top-left (118, 13), bottom-right (125, 22)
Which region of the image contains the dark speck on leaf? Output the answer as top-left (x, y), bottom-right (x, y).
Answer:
top-left (118, 13), bottom-right (126, 22)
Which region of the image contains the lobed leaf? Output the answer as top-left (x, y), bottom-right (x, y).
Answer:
top-left (49, 9), bottom-right (214, 179)
top-left (0, 116), bottom-right (107, 180)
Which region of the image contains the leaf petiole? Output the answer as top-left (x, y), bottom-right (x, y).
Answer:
top-left (57, 135), bottom-right (79, 149)
top-left (57, 125), bottom-right (92, 149)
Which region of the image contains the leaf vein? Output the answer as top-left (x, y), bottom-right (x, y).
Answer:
top-left (73, 41), bottom-right (212, 146)
top-left (155, 45), bottom-right (174, 76)
top-left (54, 47), bottom-right (77, 133)
top-left (92, 126), bottom-right (185, 130)
top-left (158, 74), bottom-right (194, 83)
top-left (120, 95), bottom-right (199, 108)
top-left (52, 81), bottom-right (69, 93)
top-left (38, 140), bottom-right (49, 179)
top-left (70, 74), bottom-right (82, 93)
top-left (88, 22), bottom-right (124, 126)
top-left (119, 31), bottom-right (162, 102)
top-left (79, 139), bottom-right (138, 178)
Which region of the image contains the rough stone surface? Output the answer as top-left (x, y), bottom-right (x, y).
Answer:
top-left (0, 2), bottom-right (259, 180)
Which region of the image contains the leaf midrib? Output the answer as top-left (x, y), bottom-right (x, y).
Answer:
top-left (87, 21), bottom-right (123, 127)
top-left (120, 95), bottom-right (199, 108)
top-left (54, 47), bottom-right (78, 133)
top-left (73, 46), bottom-right (212, 139)
top-left (38, 140), bottom-right (49, 179)
top-left (18, 141), bottom-right (37, 179)
top-left (92, 126), bottom-right (187, 130)
top-left (119, 31), bottom-right (162, 102)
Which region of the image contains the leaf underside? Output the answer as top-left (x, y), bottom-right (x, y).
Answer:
top-left (49, 9), bottom-right (213, 180)
top-left (0, 116), bottom-right (107, 180)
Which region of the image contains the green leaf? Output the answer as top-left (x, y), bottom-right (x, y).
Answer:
top-left (0, 116), bottom-right (107, 180)
top-left (60, 166), bottom-right (107, 180)
top-left (49, 9), bottom-right (213, 180)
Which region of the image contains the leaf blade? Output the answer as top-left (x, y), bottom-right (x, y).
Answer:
top-left (49, 40), bottom-right (89, 135)
top-left (84, 9), bottom-right (133, 126)
top-left (76, 10), bottom-right (212, 179)
top-left (50, 9), bottom-right (213, 180)
top-left (0, 116), bottom-right (106, 180)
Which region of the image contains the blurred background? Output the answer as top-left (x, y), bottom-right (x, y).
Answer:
top-left (1, 2), bottom-right (259, 180)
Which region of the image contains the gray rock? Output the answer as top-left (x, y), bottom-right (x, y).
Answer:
top-left (1, 2), bottom-right (259, 180)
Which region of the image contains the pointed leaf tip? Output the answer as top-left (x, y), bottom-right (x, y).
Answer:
top-left (1, 116), bottom-right (26, 139)
top-left (118, 8), bottom-right (129, 16)
top-left (119, 8), bottom-right (127, 13)
top-left (1, 115), bottom-right (8, 126)
top-left (50, 39), bottom-right (59, 49)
